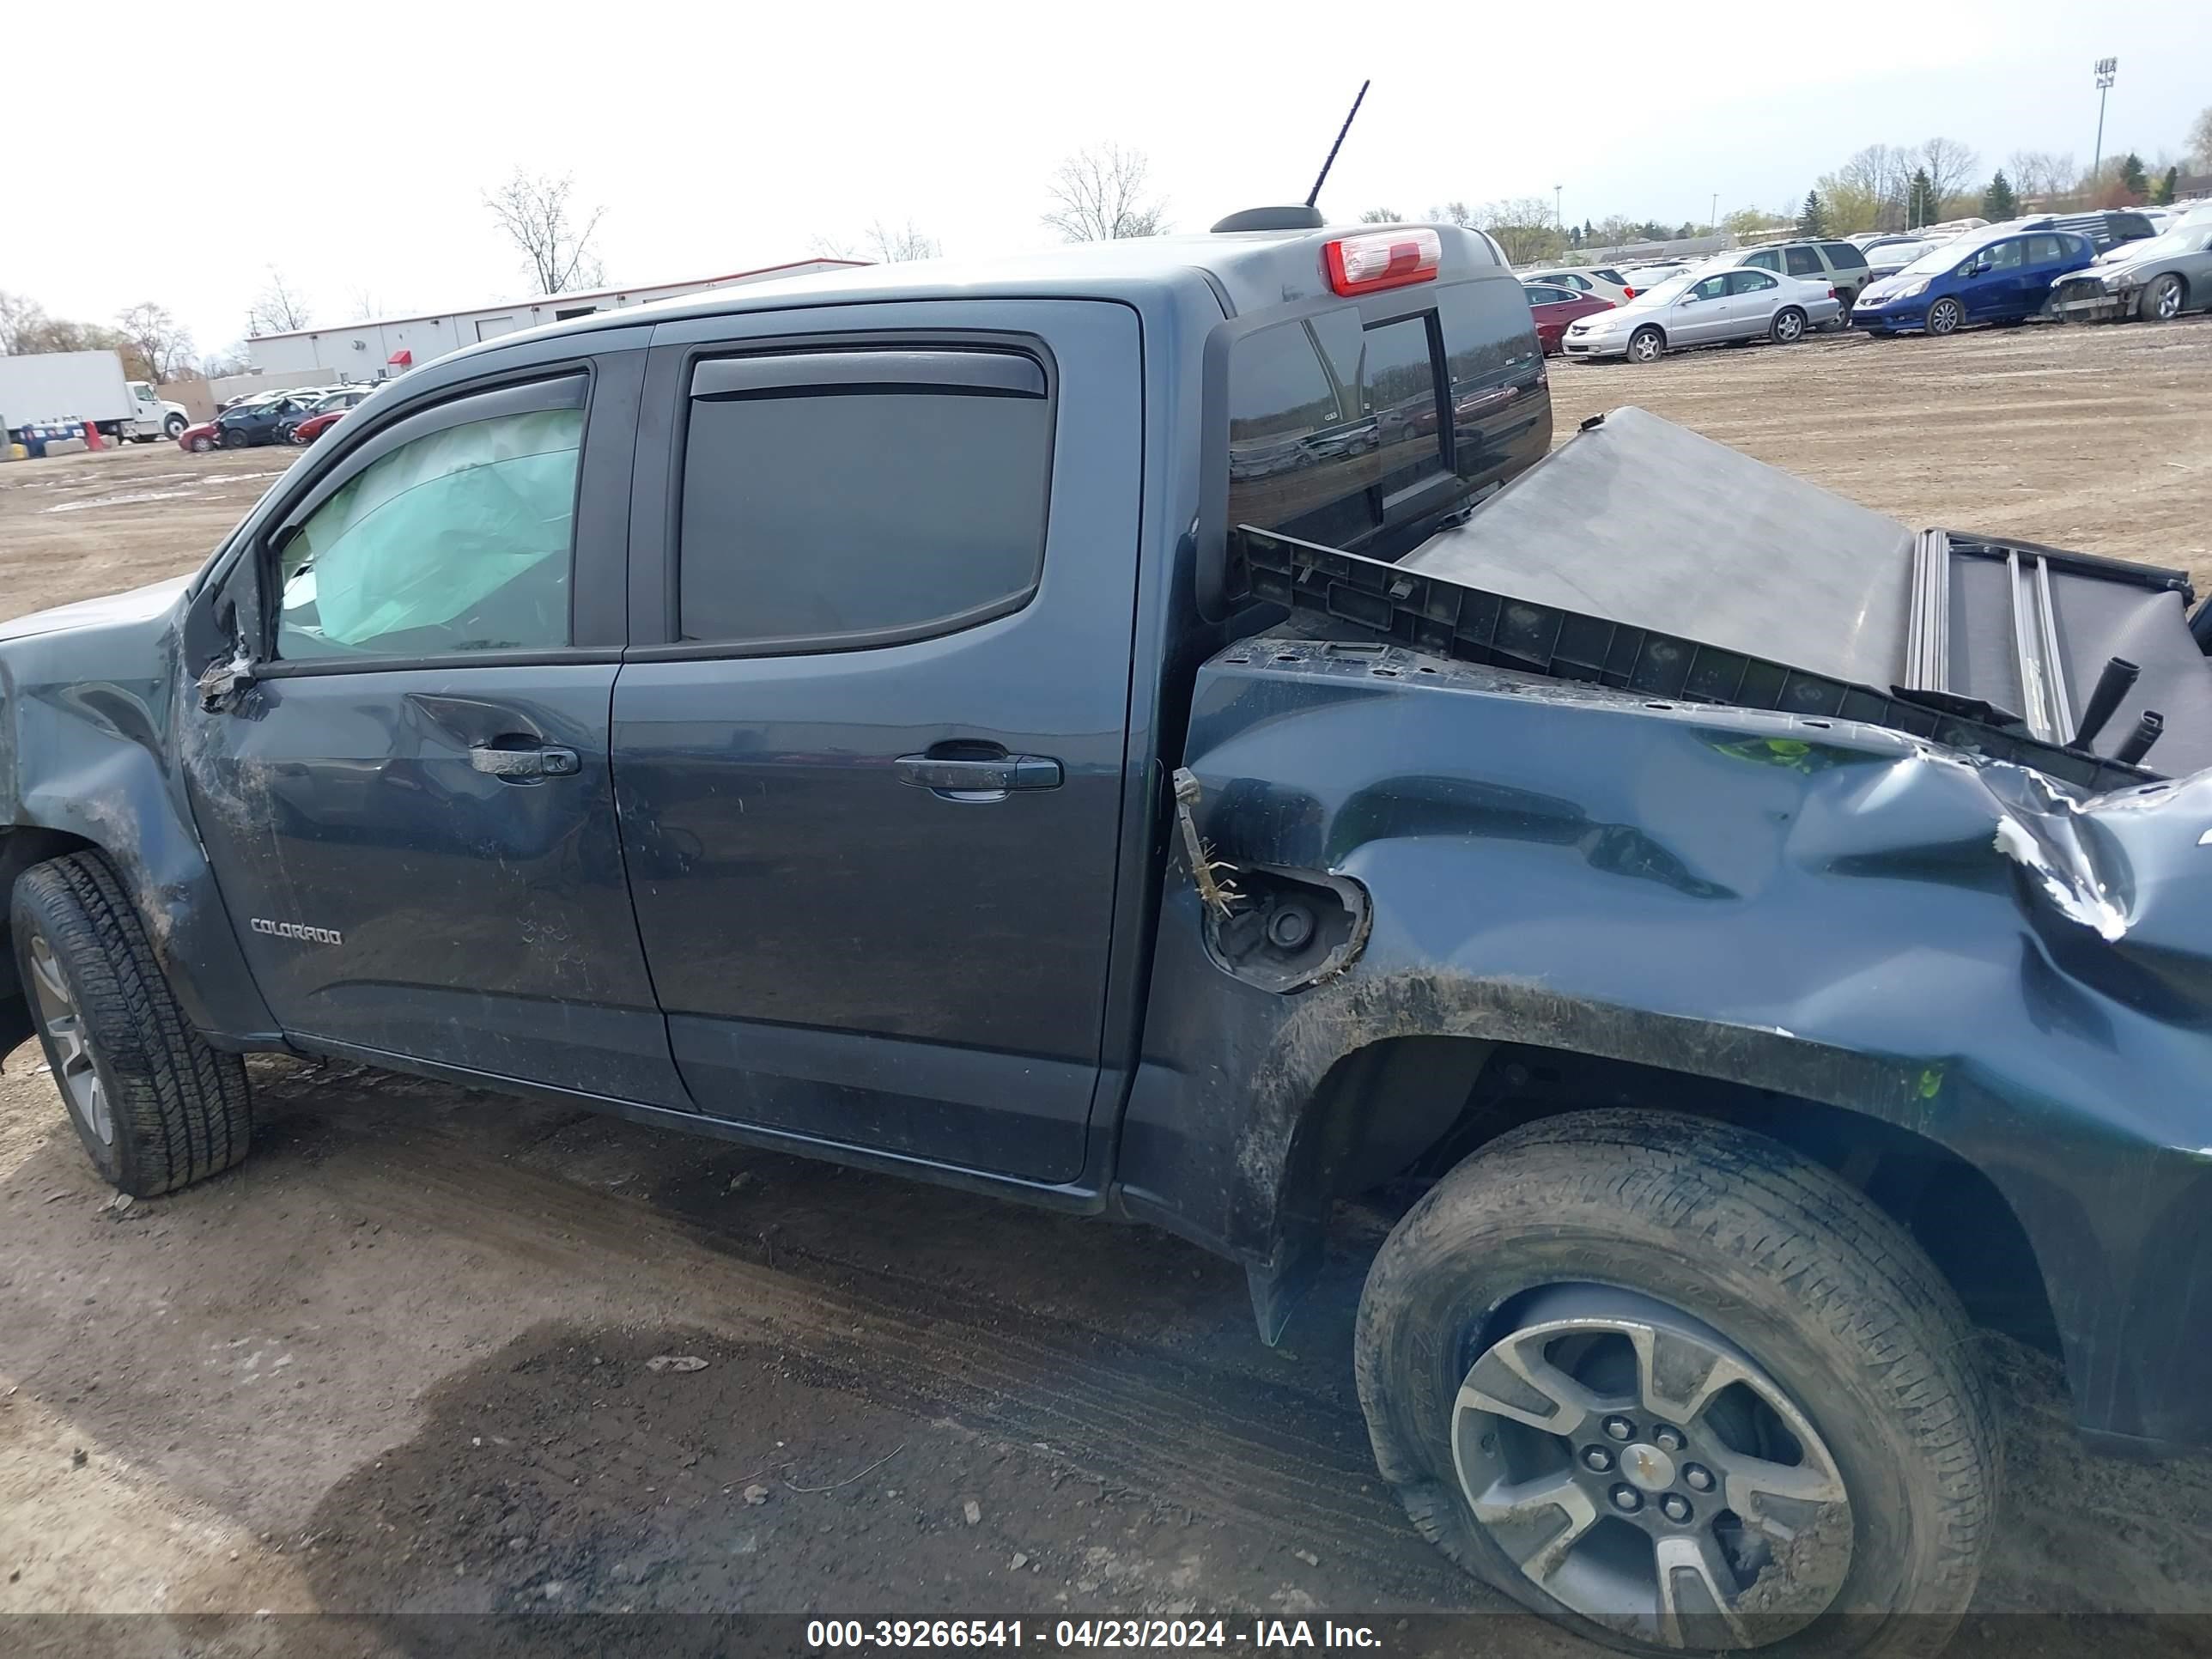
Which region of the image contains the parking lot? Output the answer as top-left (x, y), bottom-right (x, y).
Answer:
top-left (4, 319), bottom-right (2212, 1651)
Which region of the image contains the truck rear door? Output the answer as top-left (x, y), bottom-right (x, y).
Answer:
top-left (611, 300), bottom-right (1144, 1184)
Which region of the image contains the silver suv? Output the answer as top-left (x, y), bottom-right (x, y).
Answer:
top-left (1730, 240), bottom-right (1873, 318)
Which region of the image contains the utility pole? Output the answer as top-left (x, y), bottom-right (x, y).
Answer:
top-left (2092, 58), bottom-right (2118, 186)
top-left (1553, 184), bottom-right (1563, 231)
top-left (1710, 193), bottom-right (1718, 235)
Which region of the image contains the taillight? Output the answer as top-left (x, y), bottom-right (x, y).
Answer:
top-left (1828, 287), bottom-right (1838, 300)
top-left (1622, 287), bottom-right (1636, 300)
top-left (1322, 228), bottom-right (1442, 296)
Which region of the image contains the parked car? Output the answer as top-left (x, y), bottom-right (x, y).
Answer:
top-left (1729, 239), bottom-right (1874, 317)
top-left (1520, 264), bottom-right (1638, 304)
top-left (1614, 259), bottom-right (1688, 289)
top-left (2021, 210), bottom-right (2158, 255)
top-left (2050, 218), bottom-right (2212, 324)
top-left (1852, 227), bottom-right (2096, 336)
top-left (286, 408), bottom-right (351, 446)
top-left (216, 393), bottom-right (320, 448)
top-left (1562, 264), bottom-right (1839, 362)
top-left (279, 387), bottom-right (376, 444)
top-left (1521, 282), bottom-right (1615, 352)
top-left (176, 417), bottom-right (223, 453)
top-left (1861, 234), bottom-right (1960, 282)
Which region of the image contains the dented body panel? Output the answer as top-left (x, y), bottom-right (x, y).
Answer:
top-left (1116, 641), bottom-right (2212, 1449)
top-left (0, 586), bottom-right (276, 1055)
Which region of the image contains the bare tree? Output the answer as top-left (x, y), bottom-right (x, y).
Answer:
top-left (247, 269), bottom-right (313, 337)
top-left (484, 167), bottom-right (607, 295)
top-left (1833, 144), bottom-right (1913, 230)
top-left (202, 339), bottom-right (253, 379)
top-left (2191, 107), bottom-right (2212, 173)
top-left (815, 219), bottom-right (941, 263)
top-left (2007, 150), bottom-right (2078, 204)
top-left (1428, 201), bottom-right (1475, 228)
top-left (345, 286), bottom-right (389, 322)
top-left (1042, 144), bottom-right (1168, 241)
top-left (1356, 207), bottom-right (1405, 223)
top-left (115, 301), bottom-right (195, 380)
top-left (0, 289), bottom-right (48, 354)
top-left (1477, 198), bottom-right (1562, 264)
top-left (1918, 137), bottom-right (1980, 215)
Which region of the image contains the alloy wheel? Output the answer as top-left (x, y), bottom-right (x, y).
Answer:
top-left (1630, 331), bottom-right (1662, 363)
top-left (2152, 277), bottom-right (2184, 321)
top-left (1928, 299), bottom-right (1960, 336)
top-left (1450, 1284), bottom-right (1851, 1650)
top-left (1772, 311), bottom-right (1803, 343)
top-left (25, 934), bottom-right (112, 1146)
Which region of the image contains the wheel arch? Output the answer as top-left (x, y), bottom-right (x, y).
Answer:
top-left (0, 825), bottom-right (100, 1054)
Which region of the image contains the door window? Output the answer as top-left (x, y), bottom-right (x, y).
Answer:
top-left (1976, 240), bottom-right (2026, 272)
top-left (1727, 270), bottom-right (1779, 295)
top-left (1742, 250), bottom-right (1782, 271)
top-left (1784, 246), bottom-right (1823, 277)
top-left (2027, 234), bottom-right (2069, 264)
top-left (1688, 275), bottom-right (1729, 301)
top-left (276, 406), bottom-right (584, 659)
top-left (678, 355), bottom-right (1052, 647)
top-left (1522, 286), bottom-right (1576, 304)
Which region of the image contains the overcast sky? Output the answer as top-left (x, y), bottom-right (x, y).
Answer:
top-left (5, 3), bottom-right (2205, 356)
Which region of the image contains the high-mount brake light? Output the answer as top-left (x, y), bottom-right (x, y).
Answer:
top-left (1322, 228), bottom-right (1442, 296)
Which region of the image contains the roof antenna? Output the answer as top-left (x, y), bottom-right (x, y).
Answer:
top-left (1306, 80), bottom-right (1370, 208)
top-left (1208, 80), bottom-right (1370, 234)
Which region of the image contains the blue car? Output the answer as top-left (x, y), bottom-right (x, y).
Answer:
top-left (1851, 226), bottom-right (2096, 337)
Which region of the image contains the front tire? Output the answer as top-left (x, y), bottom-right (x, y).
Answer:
top-left (2141, 274), bottom-right (2185, 323)
top-left (1770, 307), bottom-right (1808, 344)
top-left (1925, 297), bottom-right (1962, 336)
top-left (9, 854), bottom-right (251, 1196)
top-left (164, 413), bottom-right (186, 440)
top-left (1356, 1110), bottom-right (1994, 1656)
top-left (1627, 326), bottom-right (1665, 364)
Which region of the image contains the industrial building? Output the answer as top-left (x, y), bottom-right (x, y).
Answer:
top-left (245, 258), bottom-right (862, 381)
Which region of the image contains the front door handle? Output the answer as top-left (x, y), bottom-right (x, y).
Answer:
top-left (469, 742), bottom-right (580, 781)
top-left (895, 754), bottom-right (1062, 795)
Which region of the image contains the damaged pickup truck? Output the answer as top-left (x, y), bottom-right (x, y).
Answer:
top-left (5, 216), bottom-right (2211, 1655)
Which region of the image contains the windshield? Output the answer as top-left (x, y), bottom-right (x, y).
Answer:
top-left (2103, 226), bottom-right (2209, 263)
top-left (1631, 273), bottom-right (1696, 306)
top-left (1896, 237), bottom-right (1980, 278)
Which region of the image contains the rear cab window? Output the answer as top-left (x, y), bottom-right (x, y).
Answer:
top-left (1225, 257), bottom-right (1544, 561)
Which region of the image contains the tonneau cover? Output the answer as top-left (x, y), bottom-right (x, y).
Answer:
top-left (1401, 408), bottom-right (2212, 778)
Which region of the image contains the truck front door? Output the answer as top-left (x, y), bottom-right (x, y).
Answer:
top-left (180, 349), bottom-right (689, 1109)
top-left (611, 302), bottom-right (1144, 1183)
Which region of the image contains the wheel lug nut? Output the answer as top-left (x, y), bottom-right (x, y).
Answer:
top-left (1581, 1445), bottom-right (1614, 1474)
top-left (1651, 1423), bottom-right (1684, 1452)
top-left (1601, 1415), bottom-right (1636, 1442)
top-left (1683, 1462), bottom-right (1715, 1492)
top-left (1660, 1493), bottom-right (1693, 1524)
top-left (1608, 1484), bottom-right (1643, 1514)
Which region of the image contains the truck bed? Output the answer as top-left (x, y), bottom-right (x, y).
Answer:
top-left (1229, 407), bottom-right (2212, 788)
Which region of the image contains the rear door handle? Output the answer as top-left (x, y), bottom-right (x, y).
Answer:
top-left (895, 754), bottom-right (1062, 795)
top-left (470, 742), bottom-right (580, 781)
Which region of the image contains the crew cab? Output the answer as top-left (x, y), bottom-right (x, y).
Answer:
top-left (6, 216), bottom-right (2212, 1656)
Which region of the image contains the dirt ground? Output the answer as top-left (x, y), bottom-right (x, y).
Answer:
top-left (3, 323), bottom-right (2212, 1654)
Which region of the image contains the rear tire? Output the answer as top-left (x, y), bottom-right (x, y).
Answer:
top-left (1770, 307), bottom-right (1808, 344)
top-left (1356, 1109), bottom-right (1994, 1657)
top-left (221, 427), bottom-right (247, 449)
top-left (9, 854), bottom-right (251, 1197)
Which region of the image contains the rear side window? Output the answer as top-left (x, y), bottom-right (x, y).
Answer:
top-left (1784, 246), bottom-right (1823, 277)
top-left (2028, 234), bottom-right (2072, 263)
top-left (1593, 269), bottom-right (1627, 286)
top-left (1821, 241), bottom-right (1869, 270)
top-left (1522, 285), bottom-right (1576, 304)
top-left (678, 353), bottom-right (1051, 648)
top-left (1742, 250), bottom-right (1782, 272)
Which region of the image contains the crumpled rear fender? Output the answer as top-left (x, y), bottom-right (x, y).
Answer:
top-left (1116, 642), bottom-right (2212, 1448)
top-left (0, 614), bottom-right (278, 1054)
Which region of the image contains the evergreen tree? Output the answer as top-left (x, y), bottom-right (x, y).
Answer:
top-left (2118, 153), bottom-right (2148, 199)
top-left (1980, 170), bottom-right (2017, 219)
top-left (1907, 167), bottom-right (1936, 228)
top-left (2155, 166), bottom-right (2179, 206)
top-left (1796, 190), bottom-right (1829, 235)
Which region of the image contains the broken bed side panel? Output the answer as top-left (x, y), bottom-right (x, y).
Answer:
top-left (1112, 641), bottom-right (2212, 1451)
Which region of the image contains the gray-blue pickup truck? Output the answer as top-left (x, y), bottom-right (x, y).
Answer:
top-left (6, 215), bottom-right (2212, 1656)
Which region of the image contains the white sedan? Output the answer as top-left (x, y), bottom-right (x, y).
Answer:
top-left (1561, 265), bottom-right (1842, 362)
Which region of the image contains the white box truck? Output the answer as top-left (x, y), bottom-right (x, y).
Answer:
top-left (0, 351), bottom-right (190, 446)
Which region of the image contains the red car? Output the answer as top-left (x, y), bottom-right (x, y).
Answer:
top-left (1522, 282), bottom-right (1616, 355)
top-left (177, 418), bottom-right (222, 453)
top-left (288, 409), bottom-right (349, 446)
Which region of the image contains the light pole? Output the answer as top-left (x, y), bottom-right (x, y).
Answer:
top-left (1553, 184), bottom-right (1563, 238)
top-left (2092, 58), bottom-right (2118, 186)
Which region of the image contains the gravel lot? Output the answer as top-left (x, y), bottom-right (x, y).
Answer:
top-left (3, 322), bottom-right (2211, 1653)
